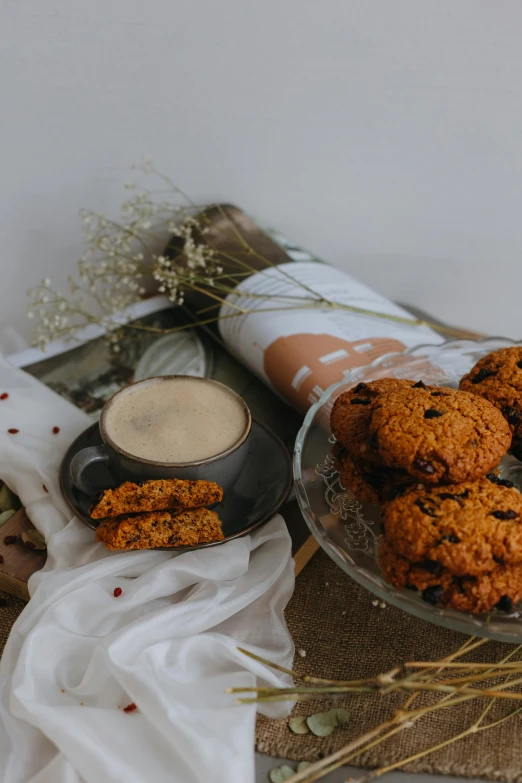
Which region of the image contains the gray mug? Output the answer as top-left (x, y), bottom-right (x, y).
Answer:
top-left (70, 376), bottom-right (252, 496)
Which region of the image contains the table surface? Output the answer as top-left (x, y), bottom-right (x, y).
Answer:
top-left (255, 753), bottom-right (484, 783)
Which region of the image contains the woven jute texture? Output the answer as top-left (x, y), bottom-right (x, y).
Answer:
top-left (255, 549), bottom-right (522, 782)
top-left (3, 559), bottom-right (522, 781)
top-left (0, 590), bottom-right (25, 656)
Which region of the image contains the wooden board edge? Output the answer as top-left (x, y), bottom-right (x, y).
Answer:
top-left (0, 509), bottom-right (47, 601)
top-left (294, 535), bottom-right (320, 576)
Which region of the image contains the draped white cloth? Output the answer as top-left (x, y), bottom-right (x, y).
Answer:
top-left (0, 358), bottom-right (295, 783)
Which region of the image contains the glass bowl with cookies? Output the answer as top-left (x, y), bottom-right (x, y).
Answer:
top-left (294, 337), bottom-right (522, 641)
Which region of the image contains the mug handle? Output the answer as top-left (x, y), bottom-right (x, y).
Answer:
top-left (70, 445), bottom-right (112, 495)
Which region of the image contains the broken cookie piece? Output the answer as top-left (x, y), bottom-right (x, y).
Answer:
top-left (95, 507), bottom-right (224, 550)
top-left (89, 478), bottom-right (223, 519)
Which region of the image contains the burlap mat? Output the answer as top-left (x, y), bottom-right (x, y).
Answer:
top-left (0, 590), bottom-right (25, 657)
top-left (256, 549), bottom-right (522, 782)
top-left (2, 559), bottom-right (522, 781)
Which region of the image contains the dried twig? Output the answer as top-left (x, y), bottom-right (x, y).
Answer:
top-left (235, 639), bottom-right (522, 783)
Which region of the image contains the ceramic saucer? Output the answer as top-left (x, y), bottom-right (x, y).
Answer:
top-left (60, 420), bottom-right (292, 550)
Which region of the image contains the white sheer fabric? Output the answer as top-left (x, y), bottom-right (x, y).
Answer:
top-left (0, 358), bottom-right (294, 783)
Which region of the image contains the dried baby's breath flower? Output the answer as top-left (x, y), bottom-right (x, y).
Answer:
top-left (26, 163), bottom-right (214, 350)
top-left (27, 160), bottom-right (472, 351)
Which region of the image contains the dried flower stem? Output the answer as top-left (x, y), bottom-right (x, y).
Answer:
top-left (348, 650), bottom-right (522, 783)
top-left (238, 640), bottom-right (522, 783)
top-left (406, 660), bottom-right (522, 670)
top-left (349, 706), bottom-right (522, 783)
top-left (233, 648), bottom-right (522, 704)
top-left (212, 203), bottom-right (326, 304)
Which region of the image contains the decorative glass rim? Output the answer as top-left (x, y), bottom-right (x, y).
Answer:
top-left (293, 335), bottom-right (522, 642)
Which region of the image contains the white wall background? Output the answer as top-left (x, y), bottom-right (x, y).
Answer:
top-left (1, 0), bottom-right (522, 344)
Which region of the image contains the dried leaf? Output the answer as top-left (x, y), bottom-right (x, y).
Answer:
top-left (306, 707), bottom-right (349, 737)
top-left (269, 765), bottom-right (295, 782)
top-left (21, 530), bottom-right (47, 551)
top-left (297, 762), bottom-right (312, 772)
top-left (0, 484), bottom-right (20, 513)
top-left (289, 715), bottom-right (309, 734)
top-left (306, 710), bottom-right (338, 737)
top-left (0, 510), bottom-right (16, 527)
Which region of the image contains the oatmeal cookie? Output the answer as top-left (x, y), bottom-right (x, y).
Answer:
top-left (333, 443), bottom-right (415, 505)
top-left (95, 507), bottom-right (224, 550)
top-left (330, 378), bottom-right (418, 464)
top-left (90, 478), bottom-right (223, 519)
top-left (379, 538), bottom-right (522, 615)
top-left (460, 346), bottom-right (522, 444)
top-left (369, 385), bottom-right (511, 483)
top-left (382, 477), bottom-right (522, 575)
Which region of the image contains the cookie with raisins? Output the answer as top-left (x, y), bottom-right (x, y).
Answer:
top-left (460, 346), bottom-right (522, 446)
top-left (330, 378), bottom-right (417, 464)
top-left (332, 442), bottom-right (415, 505)
top-left (379, 537), bottom-right (522, 615)
top-left (382, 478), bottom-right (522, 575)
top-left (369, 386), bottom-right (511, 483)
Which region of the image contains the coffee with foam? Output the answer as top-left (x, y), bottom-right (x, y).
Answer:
top-left (104, 377), bottom-right (249, 463)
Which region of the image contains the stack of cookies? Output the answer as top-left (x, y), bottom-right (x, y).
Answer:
top-left (333, 379), bottom-right (426, 504)
top-left (379, 477), bottom-right (522, 614)
top-left (330, 366), bottom-right (522, 614)
top-left (331, 378), bottom-right (511, 503)
top-left (460, 345), bottom-right (522, 461)
top-left (92, 478), bottom-right (224, 550)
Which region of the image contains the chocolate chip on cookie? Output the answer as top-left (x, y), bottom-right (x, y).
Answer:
top-left (471, 368), bottom-right (498, 384)
top-left (368, 386), bottom-right (511, 483)
top-left (460, 347), bottom-right (522, 442)
top-left (382, 479), bottom-right (522, 576)
top-left (486, 473), bottom-right (514, 488)
top-left (424, 409), bottom-right (444, 419)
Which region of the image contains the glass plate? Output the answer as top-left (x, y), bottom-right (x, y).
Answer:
top-left (294, 337), bottom-right (522, 642)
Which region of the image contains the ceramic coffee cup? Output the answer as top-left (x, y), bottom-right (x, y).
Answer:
top-left (70, 376), bottom-right (252, 496)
